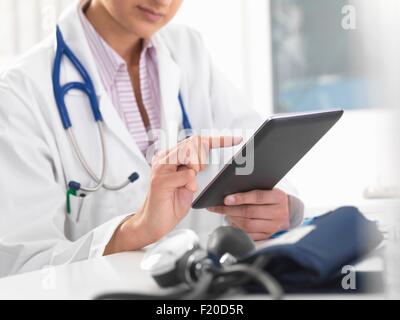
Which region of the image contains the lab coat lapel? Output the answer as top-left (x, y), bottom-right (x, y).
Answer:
top-left (57, 2), bottom-right (148, 166)
top-left (154, 35), bottom-right (183, 151)
top-left (98, 94), bottom-right (146, 160)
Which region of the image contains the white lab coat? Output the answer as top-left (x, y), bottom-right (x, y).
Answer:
top-left (0, 2), bottom-right (303, 278)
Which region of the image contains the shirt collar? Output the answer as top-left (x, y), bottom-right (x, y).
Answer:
top-left (78, 4), bottom-right (156, 91)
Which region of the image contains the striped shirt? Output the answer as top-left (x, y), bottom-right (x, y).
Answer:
top-left (78, 8), bottom-right (161, 154)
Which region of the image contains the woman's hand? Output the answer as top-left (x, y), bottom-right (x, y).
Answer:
top-left (207, 189), bottom-right (290, 241)
top-left (105, 136), bottom-right (242, 255)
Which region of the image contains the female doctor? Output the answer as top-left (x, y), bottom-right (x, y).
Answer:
top-left (0, 0), bottom-right (304, 277)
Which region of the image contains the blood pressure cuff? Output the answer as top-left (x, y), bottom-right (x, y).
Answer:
top-left (242, 206), bottom-right (384, 291)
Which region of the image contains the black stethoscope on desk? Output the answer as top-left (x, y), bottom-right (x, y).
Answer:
top-left (52, 27), bottom-right (192, 212)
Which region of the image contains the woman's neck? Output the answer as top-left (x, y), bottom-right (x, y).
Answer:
top-left (85, 2), bottom-right (142, 67)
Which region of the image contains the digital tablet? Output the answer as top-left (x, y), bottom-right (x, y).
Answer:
top-left (192, 109), bottom-right (344, 209)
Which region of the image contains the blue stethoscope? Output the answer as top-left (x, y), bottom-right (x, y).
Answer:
top-left (52, 27), bottom-right (192, 212)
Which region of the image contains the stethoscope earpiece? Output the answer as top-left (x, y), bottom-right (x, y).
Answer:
top-left (128, 172), bottom-right (140, 183)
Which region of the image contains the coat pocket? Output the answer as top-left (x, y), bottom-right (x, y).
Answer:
top-left (67, 194), bottom-right (86, 224)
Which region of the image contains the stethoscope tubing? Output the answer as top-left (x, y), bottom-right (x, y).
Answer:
top-left (54, 26), bottom-right (191, 196)
top-left (67, 122), bottom-right (133, 193)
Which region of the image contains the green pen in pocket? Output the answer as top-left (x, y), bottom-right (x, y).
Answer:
top-left (66, 188), bottom-right (77, 215)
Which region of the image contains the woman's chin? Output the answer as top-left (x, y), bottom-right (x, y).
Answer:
top-left (128, 23), bottom-right (162, 39)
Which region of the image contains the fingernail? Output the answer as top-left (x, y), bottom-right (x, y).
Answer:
top-left (225, 196), bottom-right (236, 205)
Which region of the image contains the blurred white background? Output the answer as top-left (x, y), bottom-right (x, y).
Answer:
top-left (0, 0), bottom-right (398, 211)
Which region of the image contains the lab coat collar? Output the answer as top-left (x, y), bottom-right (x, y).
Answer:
top-left (78, 4), bottom-right (157, 94)
top-left (152, 33), bottom-right (183, 151)
top-left (57, 1), bottom-right (105, 98)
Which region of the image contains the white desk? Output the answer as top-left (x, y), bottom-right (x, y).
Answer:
top-left (0, 251), bottom-right (387, 300)
top-left (0, 201), bottom-right (398, 300)
top-left (0, 251), bottom-right (155, 300)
